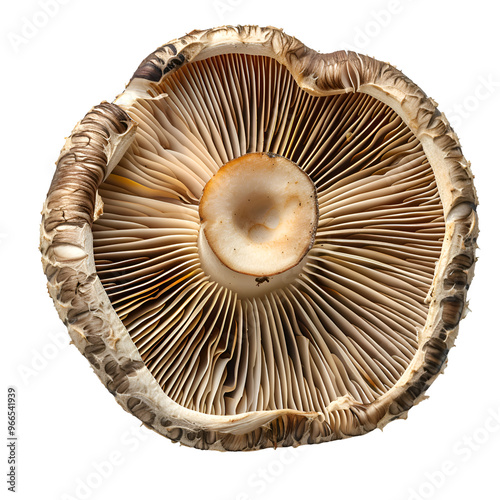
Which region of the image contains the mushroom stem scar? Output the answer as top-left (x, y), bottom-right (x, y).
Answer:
top-left (198, 152), bottom-right (318, 296)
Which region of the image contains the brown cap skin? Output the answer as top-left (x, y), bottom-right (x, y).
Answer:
top-left (40, 26), bottom-right (478, 451)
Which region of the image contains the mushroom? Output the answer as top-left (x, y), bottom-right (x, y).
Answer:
top-left (40, 25), bottom-right (478, 451)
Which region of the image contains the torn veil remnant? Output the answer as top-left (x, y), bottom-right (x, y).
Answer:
top-left (40, 26), bottom-right (478, 451)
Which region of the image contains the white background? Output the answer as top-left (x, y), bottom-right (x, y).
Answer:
top-left (2, 1), bottom-right (499, 499)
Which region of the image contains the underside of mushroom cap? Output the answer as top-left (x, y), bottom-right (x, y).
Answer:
top-left (40, 25), bottom-right (478, 451)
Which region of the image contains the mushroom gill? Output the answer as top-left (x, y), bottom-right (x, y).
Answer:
top-left (41, 26), bottom-right (478, 451)
top-left (93, 54), bottom-right (444, 416)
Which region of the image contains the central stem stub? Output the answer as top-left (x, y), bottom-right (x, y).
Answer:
top-left (198, 153), bottom-right (318, 294)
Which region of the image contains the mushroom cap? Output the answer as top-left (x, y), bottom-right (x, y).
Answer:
top-left (40, 25), bottom-right (478, 451)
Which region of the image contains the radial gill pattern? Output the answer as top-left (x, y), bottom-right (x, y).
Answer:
top-left (92, 54), bottom-right (445, 416)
